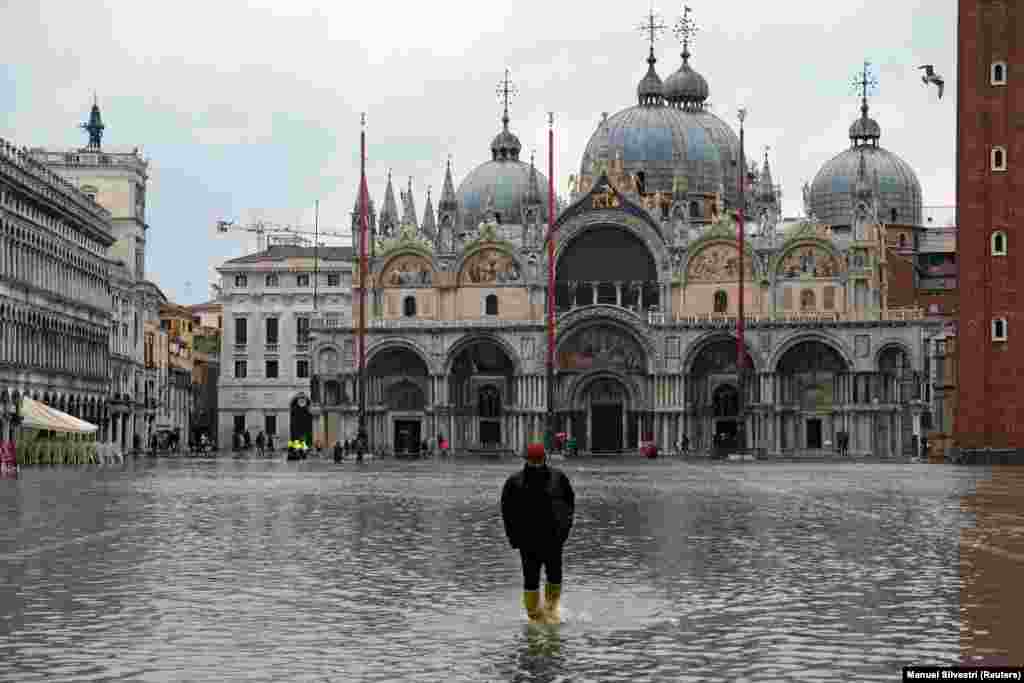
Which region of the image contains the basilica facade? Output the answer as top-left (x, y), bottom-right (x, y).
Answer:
top-left (309, 27), bottom-right (943, 458)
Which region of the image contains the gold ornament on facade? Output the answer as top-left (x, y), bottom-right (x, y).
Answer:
top-left (460, 248), bottom-right (522, 285)
top-left (383, 255), bottom-right (433, 287)
top-left (686, 244), bottom-right (754, 282)
top-left (778, 245), bottom-right (840, 279)
top-left (591, 187), bottom-right (620, 210)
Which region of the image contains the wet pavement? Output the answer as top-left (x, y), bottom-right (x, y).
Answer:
top-left (0, 456), bottom-right (1020, 681)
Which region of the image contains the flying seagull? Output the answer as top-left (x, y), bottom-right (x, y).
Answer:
top-left (919, 65), bottom-right (944, 99)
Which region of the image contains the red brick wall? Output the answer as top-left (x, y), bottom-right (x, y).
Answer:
top-left (956, 0), bottom-right (1024, 449)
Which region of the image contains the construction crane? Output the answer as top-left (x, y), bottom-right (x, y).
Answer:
top-left (214, 218), bottom-right (351, 252)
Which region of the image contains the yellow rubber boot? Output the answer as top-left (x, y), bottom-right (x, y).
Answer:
top-left (543, 583), bottom-right (562, 624)
top-left (523, 590), bottom-right (544, 623)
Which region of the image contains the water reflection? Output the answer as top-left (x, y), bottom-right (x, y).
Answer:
top-left (959, 466), bottom-right (1024, 666)
top-left (0, 459), bottom-right (1010, 680)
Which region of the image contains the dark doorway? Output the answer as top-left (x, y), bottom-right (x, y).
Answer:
top-left (715, 420), bottom-right (739, 450)
top-left (591, 404), bottom-right (623, 452)
top-left (806, 418), bottom-right (823, 449)
top-left (290, 397), bottom-right (312, 444)
top-left (394, 420), bottom-right (421, 455)
top-left (480, 421), bottom-right (502, 446)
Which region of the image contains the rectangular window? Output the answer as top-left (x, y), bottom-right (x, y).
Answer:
top-left (265, 317), bottom-right (278, 344)
top-left (235, 274), bottom-right (248, 288)
top-left (823, 286), bottom-right (836, 310)
top-left (265, 360), bottom-right (279, 379)
top-left (782, 288), bottom-right (793, 310)
top-left (296, 359), bottom-right (310, 378)
top-left (297, 316), bottom-right (310, 343)
top-left (235, 317), bottom-right (248, 345)
top-left (297, 274), bottom-right (310, 287)
top-left (265, 414), bottom-right (277, 436)
top-left (234, 415), bottom-right (246, 433)
top-left (327, 272), bottom-right (340, 287)
top-left (234, 360), bottom-right (247, 378)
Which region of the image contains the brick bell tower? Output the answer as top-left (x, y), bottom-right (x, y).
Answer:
top-left (955, 0), bottom-right (1024, 456)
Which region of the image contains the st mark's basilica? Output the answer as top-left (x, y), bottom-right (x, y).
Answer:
top-left (307, 11), bottom-right (942, 458)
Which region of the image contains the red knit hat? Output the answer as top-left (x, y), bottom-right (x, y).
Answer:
top-left (526, 443), bottom-right (546, 463)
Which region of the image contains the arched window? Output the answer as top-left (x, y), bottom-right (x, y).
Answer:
top-left (992, 317), bottom-right (1008, 341)
top-left (891, 208), bottom-right (899, 223)
top-left (992, 146), bottom-right (1007, 171)
top-left (898, 233), bottom-right (906, 249)
top-left (992, 230), bottom-right (1008, 256)
top-left (689, 201), bottom-right (701, 218)
top-left (992, 61), bottom-right (1008, 86)
top-left (800, 289), bottom-right (816, 311)
top-left (478, 385), bottom-right (501, 418)
top-left (403, 295), bottom-right (416, 317)
top-left (485, 293), bottom-right (499, 316)
top-left (265, 273), bottom-right (279, 287)
top-left (713, 290), bottom-right (728, 313)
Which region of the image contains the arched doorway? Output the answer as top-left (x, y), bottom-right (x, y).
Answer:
top-left (367, 346), bottom-right (430, 452)
top-left (580, 376), bottom-right (630, 452)
top-left (449, 338), bottom-right (515, 449)
top-left (776, 340), bottom-right (849, 450)
top-left (387, 380), bottom-right (426, 454)
top-left (290, 394), bottom-right (313, 444)
top-left (712, 384), bottom-right (740, 448)
top-left (687, 338), bottom-right (754, 451)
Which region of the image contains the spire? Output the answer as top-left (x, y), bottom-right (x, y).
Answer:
top-left (439, 155), bottom-right (457, 211)
top-left (491, 70), bottom-right (522, 160)
top-left (526, 151), bottom-right (541, 205)
top-left (351, 176), bottom-right (376, 252)
top-left (636, 9), bottom-right (667, 106)
top-left (80, 94), bottom-right (105, 150)
top-left (379, 170), bottom-right (400, 237)
top-left (674, 4), bottom-right (697, 68)
top-left (849, 60), bottom-right (881, 146)
top-left (401, 176), bottom-right (418, 229)
top-left (758, 147), bottom-right (776, 203)
top-left (421, 185), bottom-right (436, 242)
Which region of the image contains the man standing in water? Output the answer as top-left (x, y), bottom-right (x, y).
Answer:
top-left (501, 443), bottom-right (575, 624)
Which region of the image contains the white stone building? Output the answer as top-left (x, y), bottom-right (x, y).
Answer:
top-left (216, 245), bottom-right (353, 448)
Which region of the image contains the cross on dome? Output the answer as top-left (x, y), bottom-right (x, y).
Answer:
top-left (673, 4), bottom-right (699, 64)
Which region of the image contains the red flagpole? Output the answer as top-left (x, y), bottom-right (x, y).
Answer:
top-left (358, 114), bottom-right (368, 454)
top-left (546, 113), bottom-right (556, 449)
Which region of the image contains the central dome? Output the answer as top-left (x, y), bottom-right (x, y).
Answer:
top-left (579, 47), bottom-right (740, 207)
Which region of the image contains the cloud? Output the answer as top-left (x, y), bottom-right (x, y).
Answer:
top-left (0, 0), bottom-right (957, 304)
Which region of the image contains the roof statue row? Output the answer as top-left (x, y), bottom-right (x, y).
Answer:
top-left (350, 4), bottom-right (924, 261)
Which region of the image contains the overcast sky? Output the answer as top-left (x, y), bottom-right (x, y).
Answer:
top-left (0, 0), bottom-right (956, 305)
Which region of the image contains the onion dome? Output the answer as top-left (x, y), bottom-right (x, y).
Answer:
top-left (808, 100), bottom-right (922, 227)
top-left (490, 110), bottom-right (522, 161)
top-left (637, 48), bottom-right (664, 106)
top-left (663, 48), bottom-right (710, 110)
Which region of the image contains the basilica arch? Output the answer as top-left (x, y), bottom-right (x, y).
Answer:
top-left (446, 334), bottom-right (518, 451)
top-left (684, 333), bottom-right (757, 451)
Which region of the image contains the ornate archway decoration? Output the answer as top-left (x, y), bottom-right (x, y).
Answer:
top-left (365, 338), bottom-right (434, 375)
top-left (773, 239), bottom-right (843, 279)
top-left (552, 213), bottom-right (667, 283)
top-left (769, 332), bottom-right (854, 374)
top-left (380, 252), bottom-right (435, 288)
top-left (683, 331), bottom-right (759, 376)
top-left (683, 239), bottom-right (758, 284)
top-left (556, 320), bottom-right (649, 375)
top-left (444, 332), bottom-right (521, 375)
top-left (874, 340), bottom-right (914, 372)
top-left (566, 369), bottom-right (642, 408)
top-left (456, 244), bottom-right (522, 286)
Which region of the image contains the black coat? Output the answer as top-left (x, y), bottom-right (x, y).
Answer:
top-left (501, 464), bottom-right (575, 551)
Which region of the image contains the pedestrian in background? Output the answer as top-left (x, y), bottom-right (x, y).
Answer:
top-left (501, 442), bottom-right (575, 624)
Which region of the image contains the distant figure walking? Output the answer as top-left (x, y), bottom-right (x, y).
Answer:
top-left (501, 443), bottom-right (575, 625)
top-left (255, 431), bottom-right (266, 457)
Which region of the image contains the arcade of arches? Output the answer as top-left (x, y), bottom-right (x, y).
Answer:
top-left (313, 333), bottom-right (922, 457)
